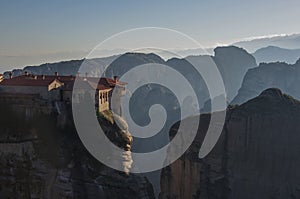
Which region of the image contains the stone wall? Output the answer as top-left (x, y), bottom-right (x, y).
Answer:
top-left (0, 85), bottom-right (61, 101)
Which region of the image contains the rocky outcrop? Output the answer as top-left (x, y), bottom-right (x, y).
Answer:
top-left (232, 59), bottom-right (300, 104)
top-left (159, 88), bottom-right (300, 199)
top-left (172, 46), bottom-right (257, 106)
top-left (0, 101), bottom-right (155, 199)
top-left (213, 46), bottom-right (257, 101)
top-left (104, 52), bottom-right (165, 78)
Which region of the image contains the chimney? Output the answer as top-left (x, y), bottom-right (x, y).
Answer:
top-left (54, 71), bottom-right (58, 76)
top-left (83, 72), bottom-right (88, 81)
top-left (113, 76), bottom-right (118, 82)
top-left (9, 72), bottom-right (12, 79)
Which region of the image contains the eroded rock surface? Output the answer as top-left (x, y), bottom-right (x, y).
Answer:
top-left (0, 101), bottom-right (154, 199)
top-left (160, 88), bottom-right (300, 199)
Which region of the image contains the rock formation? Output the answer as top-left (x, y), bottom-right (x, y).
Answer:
top-left (212, 46), bottom-right (257, 101)
top-left (232, 59), bottom-right (300, 104)
top-left (0, 100), bottom-right (155, 199)
top-left (159, 88), bottom-right (300, 199)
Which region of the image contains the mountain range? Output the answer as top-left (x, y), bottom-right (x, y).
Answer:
top-left (4, 46), bottom-right (258, 105)
top-left (4, 44), bottom-right (300, 112)
top-left (3, 35), bottom-right (300, 198)
top-left (232, 59), bottom-right (300, 105)
top-left (253, 46), bottom-right (300, 64)
top-left (234, 33), bottom-right (300, 52)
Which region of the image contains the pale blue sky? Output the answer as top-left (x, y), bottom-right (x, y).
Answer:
top-left (1, 0), bottom-right (300, 70)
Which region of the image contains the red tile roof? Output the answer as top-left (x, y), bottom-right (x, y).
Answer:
top-left (0, 75), bottom-right (62, 86)
top-left (0, 74), bottom-right (125, 91)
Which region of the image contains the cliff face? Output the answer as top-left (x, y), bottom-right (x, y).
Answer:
top-left (170, 46), bottom-right (257, 104)
top-left (0, 102), bottom-right (155, 199)
top-left (232, 59), bottom-right (300, 105)
top-left (159, 88), bottom-right (300, 199)
top-left (213, 46), bottom-right (257, 101)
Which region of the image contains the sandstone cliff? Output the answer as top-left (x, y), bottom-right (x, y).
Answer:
top-left (160, 88), bottom-right (300, 199)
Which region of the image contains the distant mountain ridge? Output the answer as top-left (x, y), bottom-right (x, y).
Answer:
top-left (3, 55), bottom-right (118, 78)
top-left (232, 58), bottom-right (300, 104)
top-left (253, 46), bottom-right (300, 64)
top-left (8, 46), bottom-right (300, 107)
top-left (234, 33), bottom-right (300, 52)
top-left (4, 47), bottom-right (258, 105)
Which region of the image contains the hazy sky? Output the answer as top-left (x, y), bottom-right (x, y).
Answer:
top-left (1, 0), bottom-right (300, 71)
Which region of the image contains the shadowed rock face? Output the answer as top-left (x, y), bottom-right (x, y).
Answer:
top-left (0, 102), bottom-right (155, 199)
top-left (213, 46), bottom-right (257, 101)
top-left (173, 46), bottom-right (257, 104)
top-left (232, 59), bottom-right (300, 105)
top-left (159, 88), bottom-right (300, 199)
